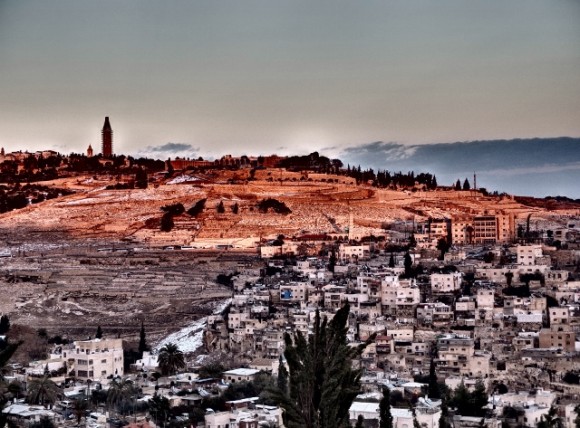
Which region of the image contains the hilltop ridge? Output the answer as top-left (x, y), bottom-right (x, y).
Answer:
top-left (0, 167), bottom-right (577, 251)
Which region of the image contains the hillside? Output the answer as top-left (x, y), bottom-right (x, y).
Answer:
top-left (1, 168), bottom-right (578, 342)
top-left (0, 168), bottom-right (577, 251)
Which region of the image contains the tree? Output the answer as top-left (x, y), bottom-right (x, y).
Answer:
top-left (161, 203), bottom-right (185, 216)
top-left (436, 238), bottom-right (450, 261)
top-left (408, 233), bottom-right (417, 248)
top-left (135, 167), bottom-right (148, 189)
top-left (138, 322), bottom-right (148, 358)
top-left (455, 179), bottom-right (461, 190)
top-left (106, 378), bottom-right (137, 415)
top-left (439, 396), bottom-right (451, 428)
top-left (483, 252), bottom-right (494, 264)
top-left (95, 326), bottom-right (103, 339)
top-left (450, 379), bottom-right (487, 418)
top-left (277, 355), bottom-right (288, 394)
top-left (160, 212), bottom-right (174, 232)
top-left (427, 358), bottom-right (440, 399)
top-left (232, 202), bottom-right (239, 214)
top-left (463, 178), bottom-right (470, 190)
top-left (328, 248), bottom-right (337, 273)
top-left (158, 343), bottom-right (185, 376)
top-left (72, 398), bottom-right (88, 426)
top-left (216, 200), bottom-right (225, 213)
top-left (149, 394), bottom-right (171, 425)
top-left (450, 379), bottom-right (470, 416)
top-left (471, 379), bottom-right (488, 417)
top-left (198, 361), bottom-right (225, 379)
top-left (404, 252), bottom-right (413, 277)
top-left (573, 404), bottom-right (580, 428)
top-left (276, 303), bottom-right (372, 428)
top-left (504, 272), bottom-right (514, 287)
top-left (379, 387), bottom-right (393, 428)
top-left (0, 316), bottom-right (9, 335)
top-left (26, 375), bottom-right (63, 407)
top-left (537, 406), bottom-right (562, 428)
top-left (355, 415), bottom-right (365, 428)
top-left (388, 253), bottom-right (395, 268)
top-left (187, 198), bottom-right (206, 217)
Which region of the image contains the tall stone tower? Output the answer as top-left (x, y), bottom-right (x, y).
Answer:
top-left (101, 116), bottom-right (113, 158)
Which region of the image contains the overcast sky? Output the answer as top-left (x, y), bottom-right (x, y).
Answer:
top-left (1, 0), bottom-right (579, 159)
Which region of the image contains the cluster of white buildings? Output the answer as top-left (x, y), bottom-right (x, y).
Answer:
top-left (206, 242), bottom-right (580, 427)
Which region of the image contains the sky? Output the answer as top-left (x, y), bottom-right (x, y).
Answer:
top-left (1, 1), bottom-right (579, 167)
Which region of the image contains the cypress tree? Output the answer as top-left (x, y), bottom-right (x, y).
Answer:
top-left (451, 380), bottom-right (471, 416)
top-left (0, 315), bottom-right (10, 335)
top-left (277, 354), bottom-right (288, 394)
top-left (439, 396), bottom-right (451, 428)
top-left (388, 253), bottom-right (395, 268)
top-left (428, 358), bottom-right (440, 399)
top-left (471, 379), bottom-right (488, 417)
top-left (455, 179), bottom-right (461, 190)
top-left (277, 303), bottom-right (372, 428)
top-left (138, 322), bottom-right (148, 358)
top-left (95, 326), bottom-right (102, 339)
top-left (463, 178), bottom-right (471, 190)
top-left (379, 387), bottom-right (393, 428)
top-left (404, 252), bottom-right (413, 277)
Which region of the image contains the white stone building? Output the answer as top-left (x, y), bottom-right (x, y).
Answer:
top-left (66, 338), bottom-right (124, 381)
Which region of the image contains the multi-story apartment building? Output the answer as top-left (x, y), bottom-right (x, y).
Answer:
top-left (476, 288), bottom-right (494, 309)
top-left (431, 272), bottom-right (462, 294)
top-left (517, 245), bottom-right (543, 266)
top-left (416, 302), bottom-right (454, 325)
top-left (279, 282), bottom-right (309, 303)
top-left (338, 243), bottom-right (373, 262)
top-left (65, 338), bottom-right (124, 381)
top-left (436, 334), bottom-right (475, 376)
top-left (451, 213), bottom-right (514, 244)
top-left (538, 328), bottom-right (575, 352)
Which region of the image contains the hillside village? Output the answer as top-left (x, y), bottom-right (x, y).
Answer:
top-left (0, 150), bottom-right (579, 427)
top-left (2, 239), bottom-right (580, 427)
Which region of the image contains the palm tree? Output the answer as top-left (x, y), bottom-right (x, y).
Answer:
top-left (106, 378), bottom-right (137, 415)
top-left (72, 399), bottom-right (88, 426)
top-left (538, 406), bottom-right (563, 428)
top-left (157, 343), bottom-right (185, 376)
top-left (148, 394), bottom-right (170, 426)
top-left (26, 375), bottom-right (63, 407)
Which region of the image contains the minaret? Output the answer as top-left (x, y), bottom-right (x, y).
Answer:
top-left (101, 117), bottom-right (113, 158)
top-left (87, 144), bottom-right (93, 157)
top-left (473, 172), bottom-right (477, 191)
